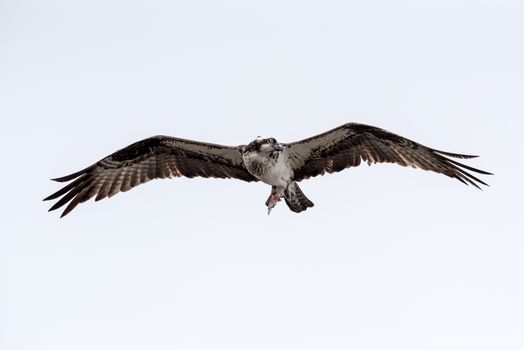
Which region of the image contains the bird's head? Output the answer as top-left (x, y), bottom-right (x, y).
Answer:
top-left (242, 137), bottom-right (284, 160)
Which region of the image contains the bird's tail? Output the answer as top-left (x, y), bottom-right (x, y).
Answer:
top-left (284, 182), bottom-right (314, 213)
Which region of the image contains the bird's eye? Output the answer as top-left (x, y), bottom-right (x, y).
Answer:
top-left (269, 138), bottom-right (275, 143)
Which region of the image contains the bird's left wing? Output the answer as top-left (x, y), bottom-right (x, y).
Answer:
top-left (44, 135), bottom-right (257, 217)
top-left (284, 123), bottom-right (492, 187)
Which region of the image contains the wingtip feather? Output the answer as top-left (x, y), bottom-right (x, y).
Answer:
top-left (433, 149), bottom-right (479, 159)
top-left (60, 209), bottom-right (71, 218)
top-left (48, 203), bottom-right (60, 212)
top-left (50, 166), bottom-right (92, 182)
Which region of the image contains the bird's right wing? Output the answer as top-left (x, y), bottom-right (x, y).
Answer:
top-left (44, 135), bottom-right (257, 217)
top-left (284, 123), bottom-right (492, 186)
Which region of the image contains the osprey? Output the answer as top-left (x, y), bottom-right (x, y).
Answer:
top-left (45, 123), bottom-right (491, 217)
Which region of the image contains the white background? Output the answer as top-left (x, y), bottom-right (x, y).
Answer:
top-left (1, 0), bottom-right (523, 349)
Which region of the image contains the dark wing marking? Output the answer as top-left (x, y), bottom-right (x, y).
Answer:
top-left (285, 123), bottom-right (492, 187)
top-left (44, 136), bottom-right (257, 217)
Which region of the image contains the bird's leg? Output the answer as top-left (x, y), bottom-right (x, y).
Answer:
top-left (266, 186), bottom-right (284, 215)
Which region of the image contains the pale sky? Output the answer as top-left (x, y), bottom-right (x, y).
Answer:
top-left (1, 0), bottom-right (523, 349)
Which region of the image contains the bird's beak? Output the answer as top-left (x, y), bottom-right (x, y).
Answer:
top-left (269, 143), bottom-right (283, 160)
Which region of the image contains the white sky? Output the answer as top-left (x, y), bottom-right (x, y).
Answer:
top-left (1, 0), bottom-right (523, 349)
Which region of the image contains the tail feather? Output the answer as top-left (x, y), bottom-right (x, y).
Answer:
top-left (284, 182), bottom-right (314, 213)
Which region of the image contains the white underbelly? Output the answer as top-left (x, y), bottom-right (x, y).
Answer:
top-left (258, 158), bottom-right (292, 187)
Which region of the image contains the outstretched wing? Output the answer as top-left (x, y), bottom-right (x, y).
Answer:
top-left (285, 123), bottom-right (492, 187)
top-left (44, 136), bottom-right (257, 217)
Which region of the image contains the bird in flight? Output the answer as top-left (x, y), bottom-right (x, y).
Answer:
top-left (44, 123), bottom-right (491, 217)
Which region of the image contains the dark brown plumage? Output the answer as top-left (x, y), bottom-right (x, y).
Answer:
top-left (45, 123), bottom-right (491, 217)
top-left (44, 136), bottom-right (257, 217)
top-left (285, 123), bottom-right (491, 188)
